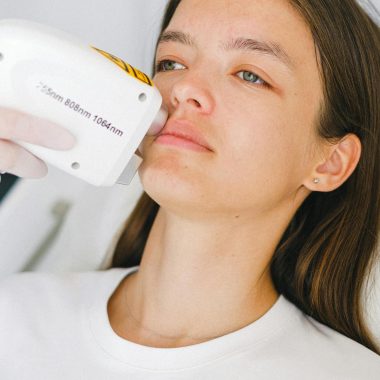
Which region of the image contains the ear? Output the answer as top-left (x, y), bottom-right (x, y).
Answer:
top-left (304, 134), bottom-right (362, 192)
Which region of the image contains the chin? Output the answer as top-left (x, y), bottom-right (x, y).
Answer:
top-left (137, 156), bottom-right (212, 217)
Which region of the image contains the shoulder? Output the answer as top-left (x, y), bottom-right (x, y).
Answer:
top-left (0, 268), bottom-right (135, 348)
top-left (0, 268), bottom-right (137, 361)
top-left (276, 297), bottom-right (380, 378)
top-left (0, 269), bottom-right (115, 298)
top-left (0, 268), bottom-right (133, 321)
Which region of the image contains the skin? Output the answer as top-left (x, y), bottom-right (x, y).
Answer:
top-left (108, 0), bottom-right (361, 348)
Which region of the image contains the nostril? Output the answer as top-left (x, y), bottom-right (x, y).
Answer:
top-left (189, 99), bottom-right (201, 107)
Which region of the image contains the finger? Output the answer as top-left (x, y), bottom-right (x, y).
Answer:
top-left (0, 107), bottom-right (76, 150)
top-left (0, 139), bottom-right (48, 178)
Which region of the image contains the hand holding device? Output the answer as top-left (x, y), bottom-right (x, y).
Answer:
top-left (0, 106), bottom-right (76, 179)
top-left (0, 19), bottom-right (167, 186)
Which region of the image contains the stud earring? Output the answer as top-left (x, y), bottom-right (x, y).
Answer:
top-left (313, 178), bottom-right (320, 184)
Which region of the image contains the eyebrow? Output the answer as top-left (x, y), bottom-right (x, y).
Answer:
top-left (157, 30), bottom-right (294, 71)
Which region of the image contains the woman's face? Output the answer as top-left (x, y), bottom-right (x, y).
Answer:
top-left (139, 0), bottom-right (324, 218)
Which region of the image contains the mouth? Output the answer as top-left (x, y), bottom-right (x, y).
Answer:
top-left (155, 132), bottom-right (212, 152)
top-left (154, 119), bottom-right (213, 153)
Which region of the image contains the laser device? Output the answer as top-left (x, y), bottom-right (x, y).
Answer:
top-left (0, 19), bottom-right (167, 186)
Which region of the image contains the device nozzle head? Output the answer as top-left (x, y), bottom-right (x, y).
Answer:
top-left (147, 104), bottom-right (168, 135)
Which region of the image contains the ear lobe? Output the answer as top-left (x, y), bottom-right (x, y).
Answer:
top-left (309, 134), bottom-right (361, 192)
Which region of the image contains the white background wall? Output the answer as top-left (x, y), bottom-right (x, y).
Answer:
top-left (372, 0), bottom-right (380, 9)
top-left (363, 0), bottom-right (380, 16)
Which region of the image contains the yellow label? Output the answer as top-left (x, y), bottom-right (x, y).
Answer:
top-left (91, 46), bottom-right (153, 87)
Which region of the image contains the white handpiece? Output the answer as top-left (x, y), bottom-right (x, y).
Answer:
top-left (0, 19), bottom-right (167, 186)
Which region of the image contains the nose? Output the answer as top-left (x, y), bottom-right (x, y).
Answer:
top-left (170, 74), bottom-right (214, 115)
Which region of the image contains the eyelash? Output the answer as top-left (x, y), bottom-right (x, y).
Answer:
top-left (155, 59), bottom-right (271, 89)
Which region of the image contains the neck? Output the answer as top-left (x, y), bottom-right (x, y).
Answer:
top-left (108, 205), bottom-right (298, 347)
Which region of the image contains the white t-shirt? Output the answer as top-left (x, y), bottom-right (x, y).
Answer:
top-left (0, 266), bottom-right (379, 379)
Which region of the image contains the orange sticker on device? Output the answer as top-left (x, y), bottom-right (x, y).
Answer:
top-left (91, 46), bottom-right (153, 87)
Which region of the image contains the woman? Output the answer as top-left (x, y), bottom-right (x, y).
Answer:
top-left (1, 0), bottom-right (380, 378)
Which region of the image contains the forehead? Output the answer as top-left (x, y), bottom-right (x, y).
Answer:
top-left (165, 0), bottom-right (317, 70)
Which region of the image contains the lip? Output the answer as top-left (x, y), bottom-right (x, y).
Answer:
top-left (155, 134), bottom-right (211, 152)
top-left (154, 119), bottom-right (213, 152)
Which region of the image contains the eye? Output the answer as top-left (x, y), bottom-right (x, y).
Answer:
top-left (155, 60), bottom-right (271, 89)
top-left (236, 70), bottom-right (269, 88)
top-left (155, 59), bottom-right (186, 72)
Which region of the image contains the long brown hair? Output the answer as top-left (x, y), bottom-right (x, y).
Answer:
top-left (111, 0), bottom-right (380, 354)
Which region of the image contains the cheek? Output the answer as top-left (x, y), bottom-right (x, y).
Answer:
top-left (153, 77), bottom-right (173, 107)
top-left (215, 99), bottom-right (311, 198)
